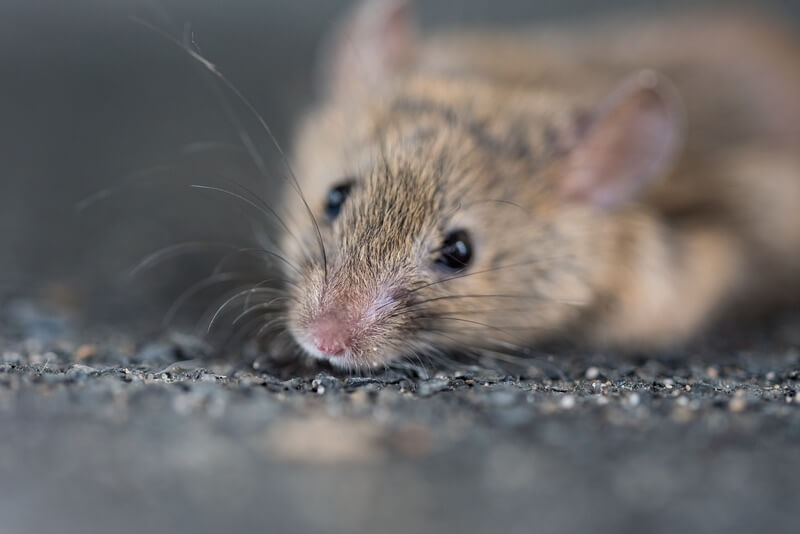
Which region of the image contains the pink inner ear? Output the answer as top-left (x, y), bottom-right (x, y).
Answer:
top-left (380, 0), bottom-right (418, 69)
top-left (562, 71), bottom-right (683, 210)
top-left (321, 0), bottom-right (419, 98)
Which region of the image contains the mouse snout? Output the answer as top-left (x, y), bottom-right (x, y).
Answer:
top-left (308, 312), bottom-right (354, 357)
top-left (294, 280), bottom-right (404, 364)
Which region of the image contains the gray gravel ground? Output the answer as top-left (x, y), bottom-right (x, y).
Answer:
top-left (2, 297), bottom-right (799, 534)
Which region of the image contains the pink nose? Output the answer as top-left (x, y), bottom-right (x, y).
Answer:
top-left (310, 313), bottom-right (353, 356)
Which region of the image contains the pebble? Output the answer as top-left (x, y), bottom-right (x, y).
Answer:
top-left (2, 352), bottom-right (21, 364)
top-left (729, 396), bottom-right (747, 412)
top-left (418, 378), bottom-right (450, 397)
top-left (312, 373), bottom-right (338, 394)
top-left (74, 344), bottom-right (97, 361)
top-left (67, 363), bottom-right (97, 375)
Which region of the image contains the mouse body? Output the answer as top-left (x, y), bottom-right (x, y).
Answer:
top-left (280, 0), bottom-right (800, 368)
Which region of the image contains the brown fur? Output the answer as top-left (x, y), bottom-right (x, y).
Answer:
top-left (281, 2), bottom-right (800, 369)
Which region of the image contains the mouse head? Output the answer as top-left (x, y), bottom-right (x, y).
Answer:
top-left (281, 0), bottom-right (684, 369)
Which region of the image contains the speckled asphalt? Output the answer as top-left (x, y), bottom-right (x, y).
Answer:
top-left (1, 297), bottom-right (799, 534)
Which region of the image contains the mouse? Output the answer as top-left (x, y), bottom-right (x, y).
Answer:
top-left (275, 0), bottom-right (800, 369)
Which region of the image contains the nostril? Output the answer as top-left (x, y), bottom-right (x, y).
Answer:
top-left (310, 313), bottom-right (352, 357)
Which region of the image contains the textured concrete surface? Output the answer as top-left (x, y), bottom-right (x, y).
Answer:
top-left (2, 299), bottom-right (799, 534)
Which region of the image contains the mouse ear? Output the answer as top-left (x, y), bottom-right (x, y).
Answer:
top-left (559, 70), bottom-right (685, 210)
top-left (316, 0), bottom-right (419, 99)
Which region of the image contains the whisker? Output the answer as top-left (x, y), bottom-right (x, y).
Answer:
top-left (231, 298), bottom-right (292, 327)
top-left (473, 344), bottom-right (568, 380)
top-left (78, 170), bottom-right (304, 262)
top-left (458, 198), bottom-right (530, 216)
top-left (387, 293), bottom-right (588, 319)
top-left (420, 319), bottom-right (546, 357)
top-left (217, 179), bottom-right (313, 264)
top-left (127, 241), bottom-right (243, 278)
top-left (372, 255), bottom-right (575, 315)
top-left (243, 278), bottom-right (292, 310)
top-left (417, 315), bottom-right (533, 335)
top-left (423, 327), bottom-right (567, 379)
top-left (220, 310), bottom-right (285, 350)
top-left (405, 256), bottom-right (573, 297)
top-left (211, 246), bottom-right (275, 276)
top-left (162, 271), bottom-right (256, 328)
top-left (74, 163), bottom-right (177, 212)
top-left (214, 244), bottom-right (301, 277)
top-left (411, 334), bottom-right (496, 371)
top-left (255, 316), bottom-right (288, 339)
top-left (180, 140), bottom-right (247, 154)
top-left (126, 240), bottom-right (299, 283)
top-left (389, 307), bottom-right (536, 321)
top-left (190, 184), bottom-right (302, 256)
top-left (207, 290), bottom-right (290, 333)
top-left (131, 16), bottom-right (329, 284)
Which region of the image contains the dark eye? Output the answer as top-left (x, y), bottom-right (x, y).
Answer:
top-left (325, 181), bottom-right (353, 219)
top-left (435, 229), bottom-right (472, 271)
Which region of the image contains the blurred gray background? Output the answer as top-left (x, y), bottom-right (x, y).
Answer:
top-left (1, 0), bottom-right (798, 323)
